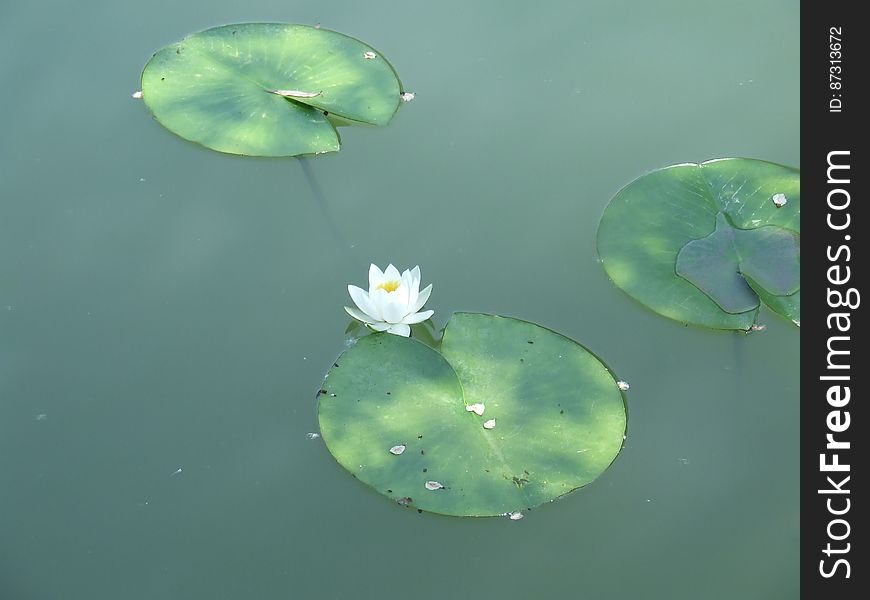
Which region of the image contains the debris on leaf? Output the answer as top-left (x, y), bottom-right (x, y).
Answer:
top-left (389, 444), bottom-right (406, 455)
top-left (483, 419), bottom-right (496, 430)
top-left (772, 193), bottom-right (788, 208)
top-left (750, 324), bottom-right (767, 332)
top-left (400, 91), bottom-right (416, 102)
top-left (267, 89), bottom-right (322, 98)
top-left (306, 432), bottom-right (320, 439)
top-left (617, 381), bottom-right (630, 391)
top-left (131, 91), bottom-right (143, 99)
top-left (508, 511), bottom-right (524, 520)
top-left (465, 402), bottom-right (485, 416)
top-left (396, 497), bottom-right (412, 506)
top-left (424, 481), bottom-right (444, 491)
top-left (363, 51), bottom-right (377, 60)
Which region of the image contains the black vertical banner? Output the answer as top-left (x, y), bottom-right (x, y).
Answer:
top-left (803, 3), bottom-right (865, 596)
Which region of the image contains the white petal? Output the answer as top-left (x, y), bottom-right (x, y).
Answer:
top-left (383, 264), bottom-right (402, 282)
top-left (368, 264), bottom-right (385, 290)
top-left (409, 284), bottom-right (432, 314)
top-left (387, 323), bottom-right (411, 337)
top-left (406, 268), bottom-right (421, 311)
top-left (268, 89), bottom-right (322, 98)
top-left (400, 270), bottom-right (415, 310)
top-left (465, 402), bottom-right (485, 416)
top-left (392, 284), bottom-right (410, 309)
top-left (368, 322), bottom-right (391, 332)
top-left (401, 309), bottom-right (434, 325)
top-left (382, 298), bottom-right (407, 324)
top-left (369, 288), bottom-right (391, 321)
top-left (348, 285), bottom-right (379, 321)
top-left (345, 306), bottom-right (376, 324)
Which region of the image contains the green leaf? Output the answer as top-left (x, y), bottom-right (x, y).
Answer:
top-left (317, 313), bottom-right (627, 517)
top-left (596, 158), bottom-right (800, 330)
top-left (140, 23), bottom-right (403, 157)
top-left (675, 213), bottom-right (800, 313)
top-left (745, 282), bottom-right (800, 326)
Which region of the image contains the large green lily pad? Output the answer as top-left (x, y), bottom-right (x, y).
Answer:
top-left (675, 212), bottom-right (799, 313)
top-left (317, 313), bottom-right (627, 517)
top-left (140, 23), bottom-right (403, 156)
top-left (596, 158), bottom-right (800, 330)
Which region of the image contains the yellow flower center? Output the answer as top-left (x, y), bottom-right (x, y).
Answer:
top-left (377, 280), bottom-right (401, 293)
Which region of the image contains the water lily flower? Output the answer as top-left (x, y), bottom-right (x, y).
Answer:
top-left (345, 264), bottom-right (434, 337)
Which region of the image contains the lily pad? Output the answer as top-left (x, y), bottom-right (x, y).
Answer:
top-left (317, 313), bottom-right (627, 517)
top-left (140, 23), bottom-right (403, 156)
top-left (596, 158), bottom-right (800, 330)
top-left (676, 212), bottom-right (799, 313)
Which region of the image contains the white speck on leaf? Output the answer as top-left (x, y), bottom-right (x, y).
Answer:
top-left (306, 432), bottom-right (320, 439)
top-left (750, 324), bottom-right (767, 332)
top-left (389, 445), bottom-right (406, 455)
top-left (483, 419), bottom-right (496, 430)
top-left (425, 481), bottom-right (444, 491)
top-left (617, 381), bottom-right (630, 391)
top-left (267, 88), bottom-right (322, 98)
top-left (363, 51), bottom-right (377, 60)
top-left (508, 511), bottom-right (524, 520)
top-left (400, 92), bottom-right (415, 102)
top-left (131, 91), bottom-right (143, 99)
top-left (465, 403), bottom-right (485, 416)
top-left (772, 193), bottom-right (788, 208)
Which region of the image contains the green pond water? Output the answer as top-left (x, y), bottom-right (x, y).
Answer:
top-left (0, 1), bottom-right (799, 598)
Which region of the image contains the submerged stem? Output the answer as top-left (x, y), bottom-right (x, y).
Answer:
top-left (297, 157), bottom-right (356, 266)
